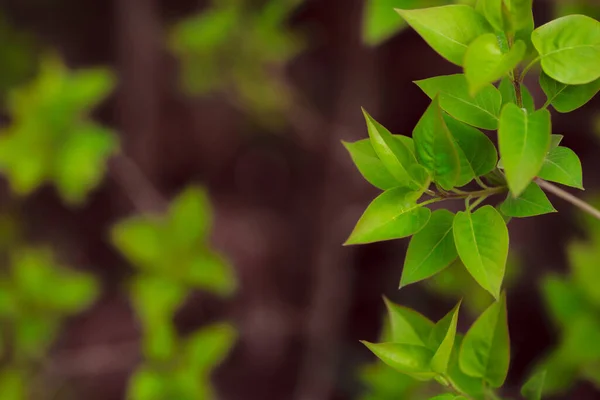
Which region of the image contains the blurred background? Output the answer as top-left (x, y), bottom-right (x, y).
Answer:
top-left (0, 0), bottom-right (599, 399)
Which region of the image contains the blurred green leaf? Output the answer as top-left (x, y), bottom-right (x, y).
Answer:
top-left (0, 368), bottom-right (26, 400)
top-left (459, 293), bottom-right (510, 388)
top-left (0, 56), bottom-right (117, 202)
top-left (521, 369), bottom-right (546, 400)
top-left (185, 322), bottom-right (237, 374)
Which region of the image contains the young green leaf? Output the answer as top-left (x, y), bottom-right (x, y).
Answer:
top-left (499, 182), bottom-right (556, 218)
top-left (415, 74), bottom-right (502, 130)
top-left (477, 0), bottom-right (504, 32)
top-left (396, 6), bottom-right (492, 66)
top-left (185, 323), bottom-right (237, 374)
top-left (361, 341), bottom-right (436, 381)
top-left (413, 97), bottom-right (461, 190)
top-left (345, 187), bottom-right (431, 245)
top-left (401, 209), bottom-right (457, 287)
top-left (343, 139), bottom-right (402, 190)
top-left (453, 206), bottom-right (509, 299)
top-left (429, 301), bottom-right (461, 374)
top-left (538, 146), bottom-right (583, 189)
top-left (444, 116), bottom-right (498, 180)
top-left (532, 15), bottom-right (600, 85)
top-left (363, 109), bottom-right (428, 189)
top-left (498, 104), bottom-right (551, 196)
top-left (550, 134), bottom-right (563, 150)
top-left (464, 34), bottom-right (526, 95)
top-left (521, 370), bottom-right (546, 400)
top-left (384, 297), bottom-right (434, 345)
top-left (539, 71), bottom-right (600, 113)
top-left (541, 275), bottom-right (589, 327)
top-left (498, 77), bottom-right (535, 113)
top-left (568, 241), bottom-right (600, 308)
top-left (505, 0), bottom-right (534, 41)
top-left (363, 0), bottom-right (428, 46)
top-left (459, 293), bottom-right (510, 388)
top-left (429, 395), bottom-right (467, 400)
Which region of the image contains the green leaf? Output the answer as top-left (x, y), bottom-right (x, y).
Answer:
top-left (498, 104), bottom-right (551, 196)
top-left (532, 15), bottom-right (600, 85)
top-left (447, 335), bottom-right (486, 399)
top-left (345, 187), bottom-right (431, 245)
top-left (111, 217), bottom-right (162, 271)
top-left (538, 146), bottom-right (583, 189)
top-left (521, 370), bottom-right (546, 400)
top-left (464, 34), bottom-right (526, 95)
top-left (540, 71), bottom-right (600, 113)
top-left (168, 186), bottom-right (212, 248)
top-left (568, 241), bottom-right (600, 308)
top-left (429, 395), bottom-right (467, 400)
top-left (413, 97), bottom-right (460, 190)
top-left (384, 297), bottom-right (434, 345)
top-left (129, 366), bottom-right (168, 400)
top-left (504, 0), bottom-right (534, 44)
top-left (396, 5), bottom-right (492, 66)
top-left (53, 124), bottom-right (117, 204)
top-left (541, 275), bottom-right (588, 327)
top-left (401, 209), bottom-right (457, 287)
top-left (415, 74), bottom-right (502, 130)
top-left (444, 116), bottom-right (498, 180)
top-left (185, 323), bottom-right (237, 374)
top-left (361, 341), bottom-right (436, 380)
top-left (362, 0), bottom-right (416, 46)
top-left (363, 109), bottom-right (428, 189)
top-left (459, 293), bottom-right (510, 388)
top-left (185, 250), bottom-right (237, 296)
top-left (0, 369), bottom-right (26, 400)
top-left (498, 77), bottom-right (535, 113)
top-left (477, 0), bottom-right (504, 32)
top-left (550, 134), bottom-right (563, 150)
top-left (430, 301), bottom-right (461, 374)
top-left (499, 182), bottom-right (556, 218)
top-left (453, 206), bottom-right (509, 299)
top-left (343, 139), bottom-right (401, 190)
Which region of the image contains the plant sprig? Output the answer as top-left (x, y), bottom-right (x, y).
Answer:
top-left (345, 1), bottom-right (600, 399)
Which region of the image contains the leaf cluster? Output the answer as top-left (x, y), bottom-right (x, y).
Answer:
top-left (168, 0), bottom-right (303, 123)
top-left (111, 187), bottom-right (237, 400)
top-left (348, 1), bottom-right (600, 398)
top-left (0, 56), bottom-right (118, 204)
top-left (537, 202), bottom-right (600, 395)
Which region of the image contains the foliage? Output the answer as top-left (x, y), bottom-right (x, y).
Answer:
top-left (535, 201), bottom-right (600, 395)
top-left (0, 56), bottom-right (118, 204)
top-left (0, 15), bottom-right (38, 93)
top-left (112, 187), bottom-right (237, 399)
top-left (0, 248), bottom-right (99, 397)
top-left (346, 1), bottom-right (600, 398)
top-left (169, 0), bottom-right (303, 125)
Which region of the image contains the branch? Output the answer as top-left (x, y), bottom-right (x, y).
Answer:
top-left (536, 178), bottom-right (600, 221)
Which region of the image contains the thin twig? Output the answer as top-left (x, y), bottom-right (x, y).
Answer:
top-left (536, 179), bottom-right (600, 220)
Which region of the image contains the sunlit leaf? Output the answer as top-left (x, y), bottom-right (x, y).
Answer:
top-left (343, 139), bottom-right (402, 190)
top-left (429, 301), bottom-right (461, 374)
top-left (540, 71), bottom-right (600, 113)
top-left (413, 97), bottom-right (461, 190)
top-left (498, 104), bottom-right (551, 196)
top-left (538, 146), bottom-right (583, 189)
top-left (396, 6), bottom-right (492, 66)
top-left (361, 341), bottom-right (436, 380)
top-left (532, 15), bottom-right (600, 85)
top-left (401, 210), bottom-right (457, 287)
top-left (453, 206), bottom-right (509, 299)
top-left (499, 182), bottom-right (556, 218)
top-left (415, 74), bottom-right (501, 130)
top-left (384, 297), bottom-right (434, 346)
top-left (459, 293), bottom-right (510, 387)
top-left (345, 187), bottom-right (431, 245)
top-left (464, 34), bottom-right (526, 95)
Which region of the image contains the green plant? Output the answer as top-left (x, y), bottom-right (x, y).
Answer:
top-left (169, 0), bottom-right (303, 125)
top-left (0, 248), bottom-right (99, 397)
top-left (536, 199), bottom-right (600, 395)
top-left (345, 1), bottom-right (600, 398)
top-left (0, 56), bottom-right (118, 204)
top-left (111, 187), bottom-right (237, 400)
